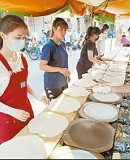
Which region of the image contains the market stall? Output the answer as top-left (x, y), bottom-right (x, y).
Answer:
top-left (0, 45), bottom-right (130, 159)
top-left (0, 0), bottom-right (130, 19)
top-left (1, 0), bottom-right (130, 159)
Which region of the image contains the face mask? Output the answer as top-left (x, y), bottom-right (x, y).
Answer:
top-left (8, 39), bottom-right (25, 52)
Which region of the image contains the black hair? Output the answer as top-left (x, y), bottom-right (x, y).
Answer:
top-left (83, 26), bottom-right (100, 44)
top-left (0, 14), bottom-right (28, 49)
top-left (122, 35), bottom-right (126, 37)
top-left (100, 24), bottom-right (109, 33)
top-left (50, 17), bottom-right (68, 37)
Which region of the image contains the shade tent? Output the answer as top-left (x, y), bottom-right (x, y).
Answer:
top-left (0, 0), bottom-right (70, 16)
top-left (0, 0), bottom-right (86, 16)
top-left (104, 0), bottom-right (130, 15)
top-left (77, 0), bottom-right (106, 6)
top-left (0, 0), bottom-right (130, 19)
top-left (78, 0), bottom-right (130, 19)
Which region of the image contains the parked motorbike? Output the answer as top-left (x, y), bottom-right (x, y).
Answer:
top-left (29, 40), bottom-right (43, 60)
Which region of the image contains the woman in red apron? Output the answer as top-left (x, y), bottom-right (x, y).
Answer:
top-left (0, 15), bottom-right (49, 144)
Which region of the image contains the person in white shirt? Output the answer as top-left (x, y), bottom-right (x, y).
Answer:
top-left (114, 28), bottom-right (123, 47)
top-left (0, 14), bottom-right (49, 144)
top-left (96, 24), bottom-right (109, 57)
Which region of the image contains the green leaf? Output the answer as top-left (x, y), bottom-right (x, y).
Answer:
top-left (95, 14), bottom-right (115, 30)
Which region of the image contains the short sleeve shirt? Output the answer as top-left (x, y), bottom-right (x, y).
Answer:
top-left (78, 39), bottom-right (98, 69)
top-left (98, 33), bottom-right (105, 54)
top-left (41, 39), bottom-right (68, 88)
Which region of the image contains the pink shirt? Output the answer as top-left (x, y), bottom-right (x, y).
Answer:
top-left (121, 37), bottom-right (129, 45)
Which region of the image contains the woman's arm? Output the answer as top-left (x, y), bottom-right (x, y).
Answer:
top-left (112, 83), bottom-right (130, 94)
top-left (39, 60), bottom-right (71, 77)
top-left (27, 83), bottom-right (50, 105)
top-left (39, 60), bottom-right (60, 72)
top-left (87, 50), bottom-right (106, 64)
top-left (0, 102), bottom-right (30, 122)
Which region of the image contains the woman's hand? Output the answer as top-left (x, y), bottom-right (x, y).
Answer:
top-left (58, 68), bottom-right (71, 77)
top-left (100, 60), bottom-right (107, 64)
top-left (14, 109), bottom-right (30, 122)
top-left (41, 96), bottom-right (50, 105)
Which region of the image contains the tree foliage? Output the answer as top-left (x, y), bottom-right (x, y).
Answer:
top-left (95, 14), bottom-right (115, 30)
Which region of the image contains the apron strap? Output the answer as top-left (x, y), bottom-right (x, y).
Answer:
top-left (0, 54), bottom-right (12, 72)
top-left (0, 53), bottom-right (28, 72)
top-left (21, 54), bottom-right (28, 69)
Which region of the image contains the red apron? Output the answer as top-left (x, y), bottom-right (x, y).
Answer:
top-left (0, 54), bottom-right (34, 144)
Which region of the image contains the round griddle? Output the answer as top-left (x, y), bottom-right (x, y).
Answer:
top-left (79, 102), bottom-right (119, 123)
top-left (89, 93), bottom-right (122, 104)
top-left (62, 118), bottom-right (115, 153)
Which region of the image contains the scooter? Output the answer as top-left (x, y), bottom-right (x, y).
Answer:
top-left (29, 40), bottom-right (43, 60)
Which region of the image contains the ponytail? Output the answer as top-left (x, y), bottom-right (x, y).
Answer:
top-left (87, 26), bottom-right (93, 37)
top-left (83, 26), bottom-right (93, 44)
top-left (83, 26), bottom-right (100, 45)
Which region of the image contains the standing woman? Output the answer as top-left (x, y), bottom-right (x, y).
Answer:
top-left (76, 26), bottom-right (106, 79)
top-left (114, 28), bottom-right (123, 47)
top-left (0, 15), bottom-right (49, 144)
top-left (39, 18), bottom-right (71, 100)
top-left (96, 24), bottom-right (109, 57)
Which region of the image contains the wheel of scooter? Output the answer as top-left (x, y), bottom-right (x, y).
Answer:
top-left (29, 48), bottom-right (39, 60)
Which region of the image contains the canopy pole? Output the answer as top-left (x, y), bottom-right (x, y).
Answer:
top-left (90, 6), bottom-right (94, 26)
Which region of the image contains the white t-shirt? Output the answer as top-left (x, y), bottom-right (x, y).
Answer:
top-left (0, 52), bottom-right (27, 96)
top-left (98, 33), bottom-right (106, 54)
top-left (115, 33), bottom-right (122, 47)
